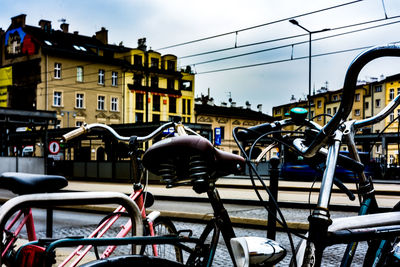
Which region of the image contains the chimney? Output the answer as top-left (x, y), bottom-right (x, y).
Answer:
top-left (73, 31), bottom-right (79, 35)
top-left (257, 104), bottom-right (262, 112)
top-left (39, 19), bottom-right (52, 32)
top-left (137, 38), bottom-right (147, 51)
top-left (11, 14), bottom-right (26, 28)
top-left (95, 27), bottom-right (108, 44)
top-left (60, 23), bottom-right (69, 33)
top-left (245, 101), bottom-right (251, 109)
top-left (221, 102), bottom-right (227, 107)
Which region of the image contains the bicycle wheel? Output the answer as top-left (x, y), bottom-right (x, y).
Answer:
top-left (363, 201), bottom-right (400, 267)
top-left (141, 216), bottom-right (183, 263)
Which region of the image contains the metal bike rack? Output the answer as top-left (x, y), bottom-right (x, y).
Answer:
top-left (0, 191), bottom-right (144, 265)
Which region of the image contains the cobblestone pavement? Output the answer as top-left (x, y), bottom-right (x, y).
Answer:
top-left (24, 207), bottom-right (369, 266)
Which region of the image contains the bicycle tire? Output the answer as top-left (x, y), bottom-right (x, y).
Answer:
top-left (363, 201), bottom-right (400, 267)
top-left (141, 216), bottom-right (183, 263)
top-left (80, 254), bottom-right (184, 267)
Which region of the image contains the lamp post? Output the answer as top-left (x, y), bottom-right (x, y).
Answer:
top-left (289, 19), bottom-right (330, 119)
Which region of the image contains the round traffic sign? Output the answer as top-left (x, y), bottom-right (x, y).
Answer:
top-left (48, 141), bottom-right (60, 154)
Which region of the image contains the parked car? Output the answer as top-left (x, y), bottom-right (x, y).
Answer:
top-left (280, 151), bottom-right (382, 182)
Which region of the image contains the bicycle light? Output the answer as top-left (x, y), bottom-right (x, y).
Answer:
top-left (230, 236), bottom-right (286, 267)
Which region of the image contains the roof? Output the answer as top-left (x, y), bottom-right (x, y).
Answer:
top-left (5, 23), bottom-right (132, 66)
top-left (195, 103), bottom-right (273, 121)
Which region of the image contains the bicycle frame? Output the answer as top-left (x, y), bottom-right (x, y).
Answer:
top-left (59, 184), bottom-right (156, 266)
top-left (2, 208), bottom-right (36, 259)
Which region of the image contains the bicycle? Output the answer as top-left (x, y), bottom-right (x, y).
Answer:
top-left (60, 120), bottom-right (185, 266)
top-left (234, 44), bottom-right (400, 266)
top-left (0, 120), bottom-right (186, 266)
top-left (16, 123), bottom-right (287, 267)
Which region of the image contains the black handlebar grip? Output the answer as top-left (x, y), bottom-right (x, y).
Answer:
top-left (236, 123), bottom-right (274, 141)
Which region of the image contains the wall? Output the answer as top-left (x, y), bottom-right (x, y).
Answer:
top-left (0, 157), bottom-right (44, 174)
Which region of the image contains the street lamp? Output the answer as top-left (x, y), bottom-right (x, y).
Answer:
top-left (289, 19), bottom-right (330, 119)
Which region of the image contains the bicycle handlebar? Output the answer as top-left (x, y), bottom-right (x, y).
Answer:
top-left (304, 44), bottom-right (400, 157)
top-left (62, 121), bottom-right (177, 143)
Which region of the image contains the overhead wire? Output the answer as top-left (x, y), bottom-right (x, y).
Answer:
top-left (180, 15), bottom-right (400, 62)
top-left (156, 0), bottom-right (364, 50)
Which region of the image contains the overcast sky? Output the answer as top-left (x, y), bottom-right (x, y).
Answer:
top-left (1, 0), bottom-right (400, 114)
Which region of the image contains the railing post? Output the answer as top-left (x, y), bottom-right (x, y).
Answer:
top-left (267, 157), bottom-right (280, 240)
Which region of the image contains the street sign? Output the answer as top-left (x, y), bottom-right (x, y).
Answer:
top-left (214, 128), bottom-right (221, 146)
top-left (48, 141), bottom-right (60, 154)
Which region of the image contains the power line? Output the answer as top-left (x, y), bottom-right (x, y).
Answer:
top-left (188, 18), bottom-right (400, 66)
top-left (157, 0), bottom-right (364, 50)
top-left (196, 44), bottom-right (379, 74)
top-left (180, 14), bottom-right (400, 60)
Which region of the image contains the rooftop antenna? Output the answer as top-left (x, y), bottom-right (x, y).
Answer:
top-left (226, 92), bottom-right (232, 103)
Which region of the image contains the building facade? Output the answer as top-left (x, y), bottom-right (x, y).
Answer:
top-left (0, 14), bottom-right (195, 129)
top-left (195, 94), bottom-right (274, 156)
top-left (272, 75), bottom-right (400, 165)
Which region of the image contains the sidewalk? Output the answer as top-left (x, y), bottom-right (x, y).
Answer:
top-left (63, 178), bottom-right (400, 229)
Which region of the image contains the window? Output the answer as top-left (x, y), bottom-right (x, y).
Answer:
top-left (98, 95), bottom-right (105, 110)
top-left (151, 58), bottom-right (159, 68)
top-left (220, 126), bottom-right (225, 140)
top-left (317, 100), bottom-right (322, 108)
top-left (181, 81), bottom-right (192, 91)
top-left (167, 79), bottom-right (174, 90)
top-left (134, 75), bottom-right (142, 86)
top-left (98, 69), bottom-right (105, 85)
top-left (390, 112), bottom-right (395, 122)
top-left (152, 114), bottom-right (160, 122)
top-left (151, 77), bottom-right (158, 88)
top-left (375, 99), bottom-right (381, 108)
top-left (76, 93), bottom-right (84, 108)
top-left (327, 108), bottom-right (331, 115)
top-left (375, 85), bottom-right (382, 92)
top-left (111, 71), bottom-right (118, 86)
top-left (136, 93), bottom-right (144, 110)
top-left (376, 145), bottom-right (381, 153)
top-left (53, 91), bottom-right (62, 106)
top-left (390, 89), bottom-right (395, 100)
top-left (182, 99), bottom-right (187, 115)
top-left (111, 97), bottom-right (118, 111)
top-left (355, 93), bottom-right (360, 102)
top-left (136, 113), bottom-right (143, 122)
top-left (153, 95), bottom-right (160, 112)
top-left (134, 55), bottom-right (142, 66)
top-left (54, 63), bottom-right (61, 79)
top-left (333, 95), bottom-right (338, 101)
top-left (169, 97), bottom-right (176, 113)
top-left (354, 109), bottom-right (361, 116)
top-left (77, 66), bottom-right (83, 82)
top-left (333, 107), bottom-right (337, 114)
top-left (167, 60), bottom-right (175, 71)
top-left (76, 121), bottom-right (83, 127)
top-left (56, 120), bottom-right (61, 129)
top-left (365, 102), bottom-right (369, 109)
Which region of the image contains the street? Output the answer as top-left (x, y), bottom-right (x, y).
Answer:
top-left (13, 206), bottom-right (367, 266)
